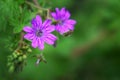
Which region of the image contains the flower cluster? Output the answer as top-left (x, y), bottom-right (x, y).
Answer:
top-left (23, 8), bottom-right (76, 50)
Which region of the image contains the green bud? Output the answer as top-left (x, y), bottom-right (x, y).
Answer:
top-left (27, 48), bottom-right (32, 53)
top-left (18, 56), bottom-right (23, 62)
top-left (12, 52), bottom-right (17, 59)
top-left (38, 10), bottom-right (43, 15)
top-left (22, 55), bottom-right (27, 59)
top-left (8, 65), bottom-right (14, 73)
top-left (22, 44), bottom-right (29, 49)
top-left (16, 52), bottom-right (21, 56)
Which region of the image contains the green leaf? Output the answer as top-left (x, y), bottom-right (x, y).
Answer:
top-left (13, 24), bottom-right (24, 33)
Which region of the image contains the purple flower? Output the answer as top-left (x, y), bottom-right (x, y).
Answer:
top-left (51, 8), bottom-right (76, 35)
top-left (23, 15), bottom-right (57, 50)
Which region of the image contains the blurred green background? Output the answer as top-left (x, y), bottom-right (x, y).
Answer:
top-left (0, 0), bottom-right (120, 80)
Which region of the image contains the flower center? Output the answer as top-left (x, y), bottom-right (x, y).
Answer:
top-left (58, 20), bottom-right (64, 25)
top-left (36, 30), bottom-right (43, 37)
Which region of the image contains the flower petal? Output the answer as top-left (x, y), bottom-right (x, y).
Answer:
top-left (64, 11), bottom-right (70, 20)
top-left (45, 37), bottom-right (54, 45)
top-left (60, 8), bottom-right (66, 17)
top-left (55, 24), bottom-right (69, 34)
top-left (36, 15), bottom-right (42, 26)
top-left (31, 37), bottom-right (38, 48)
top-left (45, 34), bottom-right (57, 45)
top-left (42, 19), bottom-right (52, 28)
top-left (23, 26), bottom-right (33, 32)
top-left (31, 18), bottom-right (39, 29)
top-left (65, 19), bottom-right (76, 25)
top-left (55, 24), bottom-right (61, 32)
top-left (55, 8), bottom-right (60, 19)
top-left (65, 24), bottom-right (74, 30)
top-left (24, 33), bottom-right (35, 40)
top-left (55, 8), bottom-right (60, 13)
top-left (51, 12), bottom-right (58, 20)
top-left (59, 26), bottom-right (69, 34)
top-left (43, 25), bottom-right (55, 33)
top-left (31, 15), bottom-right (42, 29)
top-left (38, 38), bottom-right (44, 50)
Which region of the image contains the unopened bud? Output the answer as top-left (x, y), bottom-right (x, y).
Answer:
top-left (16, 52), bottom-right (21, 56)
top-left (27, 48), bottom-right (32, 53)
top-left (12, 52), bottom-right (17, 59)
top-left (22, 55), bottom-right (27, 59)
top-left (38, 10), bottom-right (43, 15)
top-left (22, 44), bottom-right (29, 49)
top-left (18, 56), bottom-right (23, 62)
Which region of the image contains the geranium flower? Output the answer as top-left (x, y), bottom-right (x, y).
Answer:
top-left (23, 15), bottom-right (57, 50)
top-left (51, 8), bottom-right (76, 35)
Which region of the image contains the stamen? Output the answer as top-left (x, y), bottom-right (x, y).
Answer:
top-left (58, 20), bottom-right (63, 25)
top-left (36, 30), bottom-right (43, 37)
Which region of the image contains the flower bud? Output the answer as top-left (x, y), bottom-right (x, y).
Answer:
top-left (27, 48), bottom-right (32, 53)
top-left (18, 56), bottom-right (23, 62)
top-left (12, 52), bottom-right (17, 59)
top-left (22, 44), bottom-right (29, 49)
top-left (16, 51), bottom-right (21, 56)
top-left (38, 10), bottom-right (43, 15)
top-left (22, 55), bottom-right (27, 59)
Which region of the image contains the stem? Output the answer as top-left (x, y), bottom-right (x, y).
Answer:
top-left (25, 1), bottom-right (52, 19)
top-left (33, 0), bottom-right (41, 8)
top-left (16, 31), bottom-right (24, 51)
top-left (46, 9), bottom-right (51, 19)
top-left (25, 1), bottom-right (48, 11)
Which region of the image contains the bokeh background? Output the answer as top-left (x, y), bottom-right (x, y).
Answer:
top-left (0, 0), bottom-right (120, 80)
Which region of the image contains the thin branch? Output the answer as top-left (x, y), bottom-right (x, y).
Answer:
top-left (33, 0), bottom-right (41, 8)
top-left (16, 31), bottom-right (24, 51)
top-left (25, 1), bottom-right (52, 19)
top-left (46, 9), bottom-right (51, 19)
top-left (25, 1), bottom-right (48, 11)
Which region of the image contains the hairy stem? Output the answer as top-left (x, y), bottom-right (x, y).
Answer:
top-left (25, 1), bottom-right (48, 10)
top-left (25, 1), bottom-right (51, 19)
top-left (33, 0), bottom-right (41, 8)
top-left (16, 31), bottom-right (24, 51)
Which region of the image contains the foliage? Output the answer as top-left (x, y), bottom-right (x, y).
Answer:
top-left (0, 0), bottom-right (120, 80)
